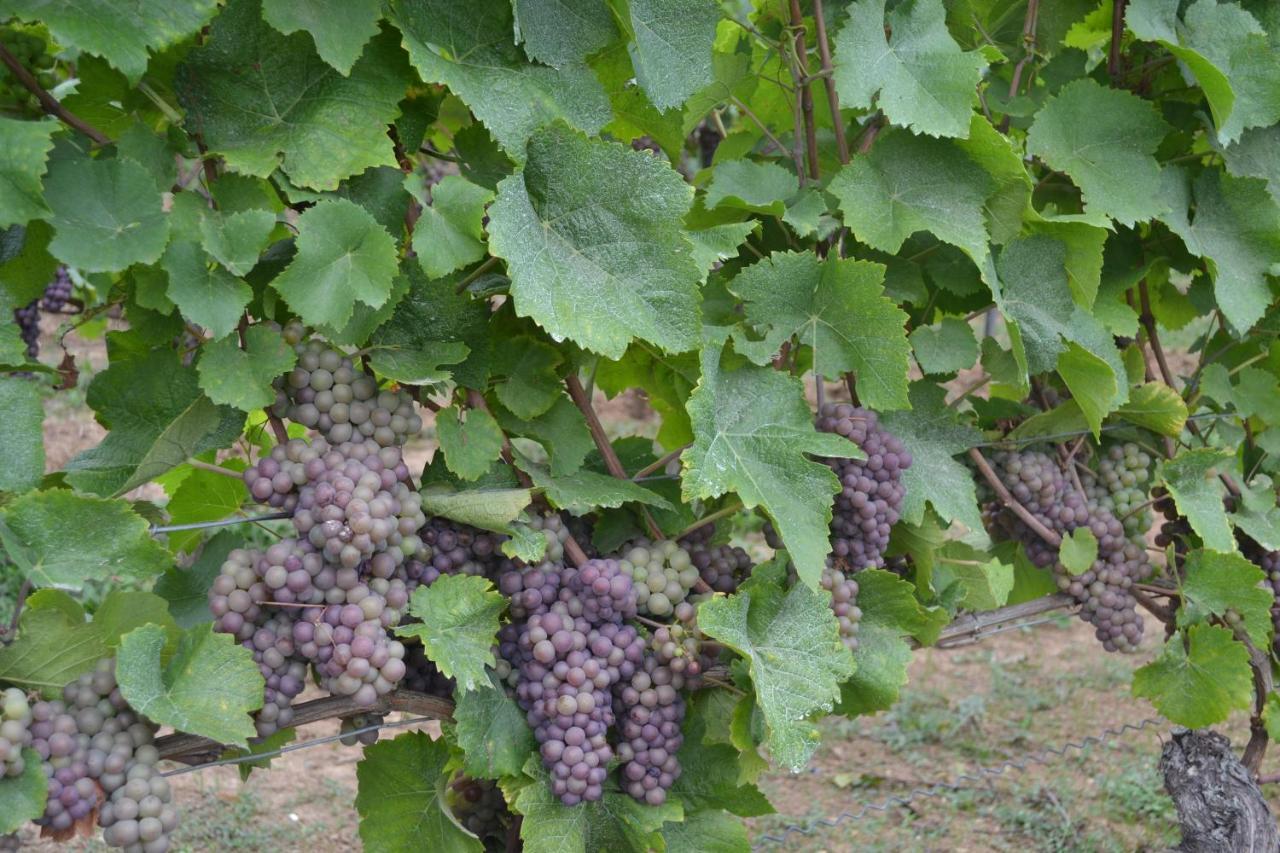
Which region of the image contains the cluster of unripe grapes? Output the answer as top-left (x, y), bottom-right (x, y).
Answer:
top-left (0, 27), bottom-right (56, 114)
top-left (1085, 443), bottom-right (1154, 542)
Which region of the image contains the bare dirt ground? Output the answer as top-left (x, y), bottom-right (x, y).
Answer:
top-left (11, 320), bottom-right (1279, 852)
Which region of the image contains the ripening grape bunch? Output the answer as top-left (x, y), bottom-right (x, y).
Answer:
top-left (984, 450), bottom-right (1149, 652)
top-left (1085, 443), bottom-right (1154, 542)
top-left (449, 776), bottom-right (512, 849)
top-left (0, 26), bottom-right (56, 114)
top-left (12, 266), bottom-right (75, 362)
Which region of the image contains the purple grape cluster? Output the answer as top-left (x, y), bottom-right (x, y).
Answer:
top-left (401, 643), bottom-right (454, 697)
top-left (822, 566), bottom-right (861, 652)
top-left (98, 756), bottom-right (178, 852)
top-left (244, 614), bottom-right (308, 738)
top-left (338, 712), bottom-right (385, 747)
top-left (450, 776), bottom-right (512, 847)
top-left (415, 517), bottom-right (505, 583)
top-left (984, 450), bottom-right (1148, 652)
top-left (1257, 550), bottom-right (1280, 639)
top-left (272, 339), bottom-right (423, 447)
top-left (11, 267), bottom-right (74, 361)
top-left (686, 541), bottom-right (752, 594)
top-left (613, 649), bottom-right (686, 805)
top-left (41, 267), bottom-right (72, 312)
top-left (817, 403), bottom-right (912, 570)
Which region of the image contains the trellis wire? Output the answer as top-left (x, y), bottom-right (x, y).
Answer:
top-left (150, 511), bottom-right (293, 534)
top-left (751, 717), bottom-right (1163, 849)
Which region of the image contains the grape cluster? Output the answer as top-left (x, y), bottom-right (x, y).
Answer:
top-left (243, 613), bottom-right (307, 738)
top-left (821, 566), bottom-right (861, 652)
top-left (401, 643), bottom-right (454, 698)
top-left (415, 517), bottom-right (505, 583)
top-left (272, 339), bottom-right (423, 447)
top-left (0, 27), bottom-right (56, 114)
top-left (450, 777), bottom-right (512, 849)
top-left (11, 266), bottom-right (74, 361)
top-left (98, 757), bottom-right (178, 852)
top-left (1, 687), bottom-right (32, 778)
top-left (686, 540), bottom-right (752, 594)
top-left (338, 713), bottom-right (385, 747)
top-left (613, 649), bottom-right (686, 805)
top-left (1085, 443), bottom-right (1153, 542)
top-left (616, 539), bottom-right (699, 617)
top-left (984, 450), bottom-right (1148, 652)
top-left (817, 403), bottom-right (912, 570)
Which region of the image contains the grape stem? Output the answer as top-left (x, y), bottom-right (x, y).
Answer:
top-left (998, 0), bottom-right (1039, 134)
top-left (2, 580), bottom-right (31, 644)
top-left (631, 444), bottom-right (690, 481)
top-left (676, 501), bottom-right (745, 541)
top-left (187, 459), bottom-right (243, 479)
top-left (785, 0), bottom-right (819, 184)
top-left (810, 0), bottom-right (849, 165)
top-left (0, 40), bottom-right (110, 145)
top-left (967, 447), bottom-right (1062, 547)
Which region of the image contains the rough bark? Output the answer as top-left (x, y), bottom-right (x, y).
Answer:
top-left (1160, 729), bottom-right (1279, 852)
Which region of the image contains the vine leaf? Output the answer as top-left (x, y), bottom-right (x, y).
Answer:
top-left (0, 748), bottom-right (47, 833)
top-left (670, 731), bottom-right (773, 817)
top-left (490, 123), bottom-right (701, 359)
top-left (260, 0), bottom-right (381, 75)
top-left (64, 348), bottom-right (244, 496)
top-left (433, 406), bottom-right (505, 482)
top-left (0, 0), bottom-right (218, 82)
top-left (697, 561), bottom-right (855, 769)
top-left (0, 116), bottom-right (55, 227)
top-left (0, 491), bottom-right (172, 591)
top-left (452, 673), bottom-right (536, 779)
top-left (419, 487), bottom-right (532, 533)
top-left (117, 623), bottom-right (264, 748)
top-left (1157, 167), bottom-right (1280, 335)
top-left (728, 252), bottom-right (911, 411)
top-left (495, 397), bottom-right (594, 478)
top-left (407, 174), bottom-right (494, 279)
top-left (270, 198), bottom-right (399, 329)
top-left (389, 0), bottom-right (611, 156)
top-left (197, 326), bottom-right (298, 412)
top-left (1026, 79), bottom-right (1171, 226)
top-left (399, 575), bottom-right (504, 693)
top-left (1228, 477), bottom-right (1280, 551)
top-left (596, 345), bottom-right (698, 450)
top-left (1059, 528), bottom-right (1098, 575)
top-left (880, 382), bottom-right (985, 533)
top-left (42, 155), bottom-right (170, 272)
top-left (162, 241), bottom-right (253, 340)
top-left (1178, 550), bottom-right (1273, 649)
top-left (507, 755), bottom-right (680, 853)
top-left (492, 337), bottom-right (563, 419)
top-left (372, 265), bottom-right (491, 389)
top-left (154, 530), bottom-right (239, 628)
top-left (837, 569), bottom-right (947, 716)
top-left (513, 0), bottom-right (618, 69)
top-left (95, 591), bottom-right (180, 653)
top-left (1160, 447), bottom-right (1237, 553)
top-left (1115, 382), bottom-right (1188, 437)
top-left (367, 343), bottom-right (469, 387)
top-left (515, 453), bottom-right (674, 513)
top-left (833, 0), bottom-right (986, 138)
top-left (682, 337), bottom-right (859, 588)
top-left (160, 463), bottom-right (248, 556)
top-left (0, 375), bottom-right (44, 492)
top-left (1133, 624), bottom-right (1253, 728)
top-left (176, 0), bottom-right (406, 190)
top-left (705, 159), bottom-right (797, 216)
top-left (909, 317), bottom-right (978, 376)
top-left (1127, 0), bottom-right (1280, 144)
top-left (1223, 126), bottom-right (1280, 205)
top-left (356, 731), bottom-right (482, 853)
top-left (0, 606), bottom-right (107, 695)
top-left (199, 209), bottom-right (277, 277)
top-left (625, 0), bottom-right (719, 112)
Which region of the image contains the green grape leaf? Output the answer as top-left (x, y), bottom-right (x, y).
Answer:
top-left (625, 0), bottom-right (719, 111)
top-left (356, 731), bottom-right (482, 853)
top-left (94, 591), bottom-right (179, 652)
top-left (490, 123), bottom-right (701, 359)
top-left (1127, 0), bottom-right (1280, 144)
top-left (0, 116), bottom-right (55, 227)
top-left (197, 326), bottom-right (298, 412)
top-left (1115, 382), bottom-right (1188, 437)
top-left (452, 672), bottom-right (536, 779)
top-left (705, 159), bottom-right (797, 215)
top-left (367, 342), bottom-right (469, 386)
top-left (513, 0), bottom-right (618, 68)
top-left (729, 252), bottom-right (910, 410)
top-left (596, 345), bottom-right (698, 450)
top-left (176, 0), bottom-right (406, 190)
top-left (419, 488), bottom-right (533, 533)
top-left (496, 397), bottom-right (593, 477)
top-left (42, 155), bottom-right (169, 272)
top-left (1160, 448), bottom-right (1237, 553)
top-left (833, 0), bottom-right (986, 138)
top-left (434, 407), bottom-right (505, 482)
top-left (829, 130), bottom-right (993, 274)
top-left (698, 564), bottom-right (855, 769)
top-left (399, 575), bottom-right (504, 693)
top-left (661, 810), bottom-right (749, 853)
top-left (682, 338), bottom-right (860, 588)
top-left (670, 736), bottom-right (773, 817)
top-left (199, 209), bottom-right (277, 277)
top-left (509, 756), bottom-right (680, 853)
top-left (688, 222), bottom-right (758, 273)
top-left (1059, 528), bottom-right (1098, 575)
top-left (408, 174), bottom-right (494, 279)
top-left (880, 382), bottom-right (985, 532)
top-left (117, 623), bottom-right (264, 747)
top-left (838, 569), bottom-right (947, 716)
top-left (0, 490), bottom-right (172, 590)
top-left (491, 337), bottom-right (563, 419)
top-left (0, 607), bottom-right (107, 694)
top-left (260, 0), bottom-right (382, 75)
top-left (0, 220), bottom-right (57, 306)
top-left (1178, 549), bottom-right (1273, 649)
top-left (933, 549), bottom-right (1014, 611)
top-left (161, 465), bottom-right (249, 554)
top-left (1133, 624), bottom-right (1253, 728)
top-left (390, 0), bottom-right (611, 156)
top-left (516, 454), bottom-right (674, 513)
top-left (1223, 126), bottom-right (1280, 205)
top-left (1026, 79), bottom-right (1170, 226)
top-left (270, 198), bottom-right (399, 328)
top-left (0, 0), bottom-right (217, 82)
top-left (0, 375), bottom-right (44, 493)
top-left (64, 349), bottom-right (244, 496)
top-left (154, 530), bottom-right (239, 627)
top-left (909, 317), bottom-right (978, 376)
top-left (162, 241), bottom-right (253, 340)
top-left (1228, 477), bottom-right (1280, 552)
top-left (1158, 167), bottom-right (1280, 335)
top-left (0, 746), bottom-right (47, 833)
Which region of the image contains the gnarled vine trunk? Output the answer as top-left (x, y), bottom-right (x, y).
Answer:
top-left (1160, 730), bottom-right (1279, 852)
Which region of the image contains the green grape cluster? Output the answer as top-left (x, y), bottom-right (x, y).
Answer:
top-left (615, 539), bottom-right (700, 617)
top-left (1086, 443), bottom-right (1154, 542)
top-left (0, 28), bottom-right (56, 114)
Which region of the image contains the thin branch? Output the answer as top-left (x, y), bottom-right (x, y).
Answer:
top-left (187, 459), bottom-right (244, 479)
top-left (787, 0), bottom-right (820, 182)
top-left (998, 0), bottom-right (1039, 134)
top-left (632, 444), bottom-right (690, 481)
top-left (1108, 0), bottom-right (1128, 83)
top-left (151, 512), bottom-right (293, 535)
top-left (811, 0), bottom-right (849, 165)
top-left (265, 410), bottom-right (289, 445)
top-left (0, 41), bottom-right (110, 145)
top-left (454, 256), bottom-right (499, 294)
top-left (968, 447), bottom-right (1062, 546)
top-left (1132, 587), bottom-right (1175, 625)
top-left (728, 96), bottom-right (789, 160)
top-left (854, 114), bottom-right (883, 154)
top-left (677, 501), bottom-right (745, 541)
top-left (947, 373), bottom-right (991, 408)
top-left (4, 580), bottom-right (32, 644)
top-left (932, 593), bottom-right (1075, 648)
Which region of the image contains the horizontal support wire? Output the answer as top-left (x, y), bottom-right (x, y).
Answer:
top-left (150, 511), bottom-right (294, 534)
top-left (751, 717), bottom-right (1163, 849)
